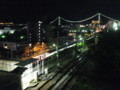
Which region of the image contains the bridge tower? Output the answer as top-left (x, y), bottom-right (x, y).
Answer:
top-left (98, 13), bottom-right (101, 22)
top-left (58, 16), bottom-right (61, 26)
top-left (98, 13), bottom-right (101, 27)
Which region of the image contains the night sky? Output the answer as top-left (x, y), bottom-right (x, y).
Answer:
top-left (0, 0), bottom-right (120, 22)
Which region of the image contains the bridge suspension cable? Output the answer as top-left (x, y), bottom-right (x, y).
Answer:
top-left (50, 13), bottom-right (120, 25)
top-left (50, 17), bottom-right (58, 24)
top-left (60, 13), bottom-right (98, 23)
top-left (101, 13), bottom-right (119, 22)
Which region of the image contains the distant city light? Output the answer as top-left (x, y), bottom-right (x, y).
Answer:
top-left (20, 36), bottom-right (25, 39)
top-left (38, 21), bottom-right (42, 24)
top-left (3, 46), bottom-right (8, 49)
top-left (80, 25), bottom-right (85, 27)
top-left (65, 42), bottom-right (69, 45)
top-left (113, 22), bottom-right (118, 30)
top-left (29, 43), bottom-right (32, 47)
top-left (1, 35), bottom-right (6, 39)
top-left (0, 31), bottom-right (3, 35)
top-left (10, 31), bottom-right (15, 34)
top-left (81, 29), bottom-right (87, 33)
top-left (77, 42), bottom-right (84, 46)
top-left (53, 43), bottom-right (56, 47)
top-left (74, 39), bottom-right (76, 41)
top-left (78, 35), bottom-right (83, 40)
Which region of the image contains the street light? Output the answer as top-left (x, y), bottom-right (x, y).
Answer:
top-left (53, 43), bottom-right (56, 47)
top-left (52, 43), bottom-right (59, 68)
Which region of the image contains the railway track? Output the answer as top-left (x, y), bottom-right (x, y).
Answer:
top-left (50, 54), bottom-right (88, 90)
top-left (37, 52), bottom-right (87, 90)
top-left (61, 55), bottom-right (89, 90)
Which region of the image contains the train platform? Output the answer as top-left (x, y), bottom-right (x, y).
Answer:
top-left (27, 72), bottom-right (55, 90)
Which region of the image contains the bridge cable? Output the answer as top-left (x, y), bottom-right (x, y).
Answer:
top-left (101, 13), bottom-right (119, 22)
top-left (60, 13), bottom-right (98, 23)
top-left (50, 17), bottom-right (59, 24)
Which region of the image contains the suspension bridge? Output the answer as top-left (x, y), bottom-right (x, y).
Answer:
top-left (50, 13), bottom-right (120, 27)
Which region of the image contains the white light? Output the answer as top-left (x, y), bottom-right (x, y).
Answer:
top-left (113, 22), bottom-right (118, 30)
top-left (78, 57), bottom-right (82, 61)
top-left (4, 46), bottom-right (8, 49)
top-left (0, 31), bottom-right (3, 35)
top-left (80, 37), bottom-right (83, 40)
top-left (38, 21), bottom-right (42, 24)
top-left (65, 42), bottom-right (69, 45)
top-left (82, 30), bottom-right (87, 33)
top-left (10, 30), bottom-right (14, 34)
top-left (29, 43), bottom-right (32, 47)
top-left (80, 25), bottom-right (85, 27)
top-left (38, 24), bottom-right (41, 26)
top-left (53, 43), bottom-right (56, 47)
top-left (82, 30), bottom-right (85, 32)
top-left (74, 39), bottom-right (76, 41)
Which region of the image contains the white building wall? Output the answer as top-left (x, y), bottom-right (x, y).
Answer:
top-left (21, 63), bottom-right (42, 90)
top-left (0, 60), bottom-right (18, 71)
top-left (21, 70), bottom-right (38, 90)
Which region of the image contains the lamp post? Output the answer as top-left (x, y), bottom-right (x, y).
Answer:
top-left (53, 43), bottom-right (59, 68)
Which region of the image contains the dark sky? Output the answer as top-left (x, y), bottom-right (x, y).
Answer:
top-left (0, 0), bottom-right (120, 22)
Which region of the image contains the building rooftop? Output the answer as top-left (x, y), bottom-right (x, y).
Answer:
top-left (16, 58), bottom-right (38, 67)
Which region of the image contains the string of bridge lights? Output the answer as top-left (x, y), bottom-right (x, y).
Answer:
top-left (50, 13), bottom-right (120, 24)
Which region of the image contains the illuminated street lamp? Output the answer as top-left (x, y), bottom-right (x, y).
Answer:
top-left (53, 43), bottom-right (59, 68)
top-left (53, 43), bottom-right (56, 47)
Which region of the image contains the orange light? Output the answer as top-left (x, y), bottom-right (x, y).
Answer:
top-left (21, 42), bottom-right (48, 60)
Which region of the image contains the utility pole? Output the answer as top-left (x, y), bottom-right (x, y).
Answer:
top-left (56, 30), bottom-right (59, 68)
top-left (57, 16), bottom-right (61, 68)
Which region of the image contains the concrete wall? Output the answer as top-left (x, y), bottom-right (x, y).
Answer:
top-left (0, 60), bottom-right (18, 71)
top-left (21, 63), bottom-right (41, 90)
